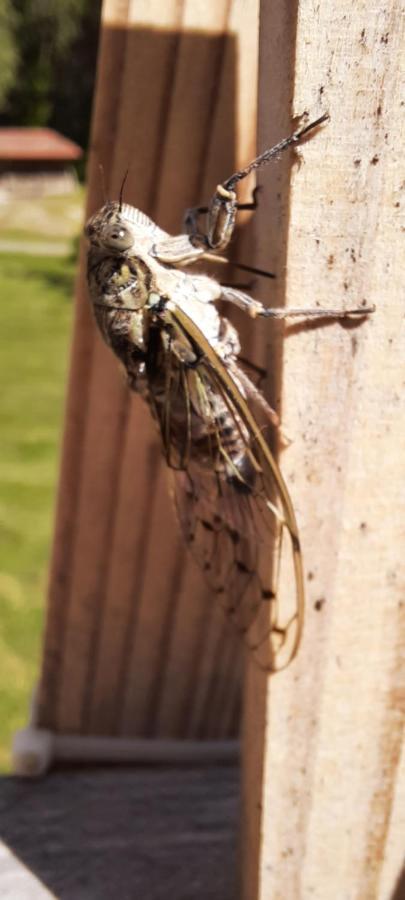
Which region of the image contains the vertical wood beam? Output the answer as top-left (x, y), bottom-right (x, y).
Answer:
top-left (242, 2), bottom-right (404, 898)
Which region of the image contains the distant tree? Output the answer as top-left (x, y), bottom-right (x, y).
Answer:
top-left (50, 0), bottom-right (101, 155)
top-left (0, 0), bottom-right (101, 155)
top-left (0, 0), bottom-right (19, 107)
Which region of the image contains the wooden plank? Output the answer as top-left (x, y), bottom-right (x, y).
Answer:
top-left (84, 0), bottom-right (191, 736)
top-left (37, 0), bottom-right (131, 730)
top-left (48, 0), bottom-right (153, 734)
top-left (242, 1), bottom-right (405, 899)
top-left (37, 0), bottom-right (261, 741)
top-left (150, 0), bottom-right (260, 741)
top-left (118, 0), bottom-right (241, 738)
top-left (240, 4), bottom-right (298, 893)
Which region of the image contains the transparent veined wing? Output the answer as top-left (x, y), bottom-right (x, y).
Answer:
top-left (149, 303), bottom-right (304, 672)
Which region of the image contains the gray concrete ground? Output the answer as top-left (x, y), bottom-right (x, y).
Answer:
top-left (0, 765), bottom-right (239, 899)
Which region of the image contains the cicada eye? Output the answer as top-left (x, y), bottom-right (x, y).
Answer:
top-left (103, 223), bottom-right (133, 251)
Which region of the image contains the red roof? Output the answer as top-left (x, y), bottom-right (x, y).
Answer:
top-left (0, 128), bottom-right (82, 161)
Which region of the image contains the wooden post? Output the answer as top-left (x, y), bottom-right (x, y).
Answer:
top-left (242, 1), bottom-right (405, 898)
top-left (24, 0), bottom-right (261, 765)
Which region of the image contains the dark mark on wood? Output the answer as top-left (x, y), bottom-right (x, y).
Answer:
top-left (314, 598), bottom-right (326, 611)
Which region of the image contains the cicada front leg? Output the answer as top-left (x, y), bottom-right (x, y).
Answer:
top-left (184, 113), bottom-right (330, 253)
top-left (184, 187), bottom-right (261, 252)
top-left (152, 189), bottom-right (261, 266)
top-left (154, 115), bottom-right (330, 264)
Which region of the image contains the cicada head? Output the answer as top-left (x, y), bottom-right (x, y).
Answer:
top-left (85, 199), bottom-right (168, 256)
top-left (85, 201), bottom-right (135, 254)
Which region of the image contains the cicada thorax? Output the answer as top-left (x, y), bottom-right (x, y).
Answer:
top-left (87, 250), bottom-right (154, 388)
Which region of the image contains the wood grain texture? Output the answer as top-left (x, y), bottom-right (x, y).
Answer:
top-left (37, 0), bottom-right (261, 740)
top-left (242, 1), bottom-right (405, 899)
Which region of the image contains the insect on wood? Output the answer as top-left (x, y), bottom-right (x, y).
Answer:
top-left (85, 113), bottom-right (374, 672)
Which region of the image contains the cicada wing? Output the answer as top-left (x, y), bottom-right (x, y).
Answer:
top-left (145, 325), bottom-right (195, 471)
top-left (170, 423), bottom-right (301, 672)
top-left (157, 307), bottom-right (304, 672)
top-left (172, 463), bottom-right (263, 612)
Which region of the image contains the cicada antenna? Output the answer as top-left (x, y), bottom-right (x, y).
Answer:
top-left (119, 168), bottom-right (130, 212)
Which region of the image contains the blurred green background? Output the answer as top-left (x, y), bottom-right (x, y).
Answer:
top-left (0, 0), bottom-right (101, 769)
top-left (0, 194), bottom-right (84, 769)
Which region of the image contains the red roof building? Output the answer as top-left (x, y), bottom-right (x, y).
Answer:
top-left (0, 127), bottom-right (83, 197)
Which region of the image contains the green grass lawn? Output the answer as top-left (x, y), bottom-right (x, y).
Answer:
top-left (0, 252), bottom-right (74, 770)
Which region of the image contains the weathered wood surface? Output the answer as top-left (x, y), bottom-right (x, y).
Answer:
top-left (243, 1), bottom-right (405, 899)
top-left (37, 0), bottom-right (259, 740)
top-left (0, 766), bottom-right (238, 899)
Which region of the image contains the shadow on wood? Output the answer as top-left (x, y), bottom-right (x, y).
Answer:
top-left (36, 8), bottom-right (261, 745)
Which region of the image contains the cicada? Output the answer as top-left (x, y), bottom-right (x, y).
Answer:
top-left (85, 114), bottom-right (373, 671)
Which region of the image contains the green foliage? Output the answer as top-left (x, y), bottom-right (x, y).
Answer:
top-left (0, 0), bottom-right (19, 107)
top-left (0, 251), bottom-right (74, 769)
top-left (0, 0), bottom-right (101, 151)
top-left (50, 0), bottom-right (102, 150)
